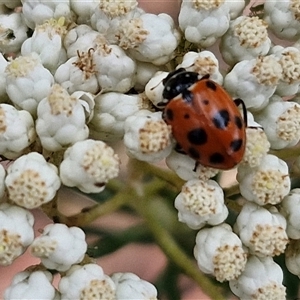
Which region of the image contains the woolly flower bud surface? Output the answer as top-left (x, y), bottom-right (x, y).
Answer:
top-left (36, 83), bottom-right (89, 151)
top-left (237, 154), bottom-right (290, 205)
top-left (4, 270), bottom-right (55, 300)
top-left (220, 16), bottom-right (271, 65)
top-left (0, 104), bottom-right (35, 159)
top-left (280, 188), bottom-right (300, 239)
top-left (234, 202), bottom-right (288, 257)
top-left (124, 110), bottom-right (173, 163)
top-left (59, 263), bottom-right (116, 299)
top-left (5, 152), bottom-right (61, 209)
top-left (175, 179), bottom-right (228, 230)
top-left (0, 203), bottom-right (34, 266)
top-left (179, 0), bottom-right (231, 48)
top-left (60, 139), bottom-right (120, 193)
top-left (194, 224), bottom-right (247, 282)
top-left (30, 223), bottom-right (87, 272)
top-left (255, 99), bottom-right (300, 149)
top-left (111, 272), bottom-right (158, 300)
top-left (5, 53), bottom-right (54, 116)
top-left (230, 256), bottom-right (286, 299)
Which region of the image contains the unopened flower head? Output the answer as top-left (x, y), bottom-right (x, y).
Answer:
top-left (0, 203), bottom-right (34, 266)
top-left (234, 202), bottom-right (288, 257)
top-left (229, 256), bottom-right (286, 300)
top-left (175, 179), bottom-right (228, 229)
top-left (60, 139), bottom-right (120, 194)
top-left (5, 152), bottom-right (61, 209)
top-left (59, 263), bottom-right (116, 300)
top-left (124, 110), bottom-right (173, 163)
top-left (194, 224), bottom-right (247, 282)
top-left (30, 223), bottom-right (87, 272)
top-left (237, 154), bottom-right (290, 205)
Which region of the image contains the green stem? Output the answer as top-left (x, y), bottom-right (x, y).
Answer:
top-left (269, 146), bottom-right (300, 160)
top-left (132, 197), bottom-right (226, 300)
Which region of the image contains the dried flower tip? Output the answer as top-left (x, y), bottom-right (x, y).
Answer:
top-left (252, 170), bottom-right (289, 205)
top-left (252, 282), bottom-right (286, 299)
top-left (73, 49), bottom-right (96, 80)
top-left (139, 120), bottom-right (171, 154)
top-left (251, 56), bottom-right (282, 86)
top-left (5, 54), bottom-right (40, 78)
top-left (242, 127), bottom-right (270, 168)
top-left (37, 17), bottom-right (67, 37)
top-left (192, 0), bottom-right (224, 10)
top-left (80, 278), bottom-right (116, 300)
top-left (30, 239), bottom-right (57, 258)
top-left (82, 142), bottom-right (120, 183)
top-left (276, 104), bottom-right (300, 141)
top-left (279, 50), bottom-right (300, 84)
top-left (290, 0), bottom-right (300, 21)
top-left (116, 18), bottom-right (148, 50)
top-left (48, 84), bottom-right (77, 116)
top-left (99, 0), bottom-right (138, 18)
top-left (234, 16), bottom-right (268, 48)
top-left (0, 230), bottom-right (22, 266)
top-left (193, 56), bottom-right (218, 75)
top-left (250, 223), bottom-right (288, 256)
top-left (213, 244), bottom-right (247, 282)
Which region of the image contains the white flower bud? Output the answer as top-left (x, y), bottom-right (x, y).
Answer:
top-left (70, 0), bottom-right (100, 25)
top-left (5, 152), bottom-right (61, 209)
top-left (270, 45), bottom-right (300, 96)
top-left (5, 53), bottom-right (54, 116)
top-left (0, 203), bottom-right (34, 266)
top-left (280, 188), bottom-right (300, 239)
top-left (54, 49), bottom-right (100, 95)
top-left (0, 103), bottom-right (35, 159)
top-left (144, 71), bottom-right (168, 108)
top-left (60, 139), bottom-right (120, 193)
top-left (285, 239), bottom-right (300, 277)
top-left (134, 61), bottom-right (160, 92)
top-left (36, 84), bottom-right (89, 151)
top-left (90, 0), bottom-right (144, 44)
top-left (175, 179), bottom-right (228, 229)
top-left (240, 112), bottom-right (270, 168)
top-left (4, 270), bottom-right (56, 300)
top-left (0, 12), bottom-right (28, 54)
top-left (194, 224), bottom-right (247, 282)
top-left (177, 51), bottom-right (223, 84)
top-left (21, 18), bottom-right (68, 74)
top-left (116, 13), bottom-right (180, 66)
top-left (178, 0), bottom-right (232, 48)
top-left (30, 223), bottom-right (87, 272)
top-left (220, 16), bottom-right (271, 66)
top-left (230, 256), bottom-right (286, 300)
top-left (255, 98), bottom-right (300, 149)
top-left (124, 110), bottom-right (173, 163)
top-left (224, 56), bottom-right (282, 111)
top-left (111, 272), bottom-right (158, 300)
top-left (234, 202), bottom-right (288, 257)
top-left (264, 0), bottom-right (300, 41)
top-left (237, 154), bottom-right (290, 205)
top-left (59, 263), bottom-right (116, 299)
top-left (22, 0), bottom-right (73, 29)
top-left (89, 92), bottom-right (151, 141)
top-left (93, 44), bottom-right (136, 93)
top-left (166, 150), bottom-right (219, 181)
top-left (64, 24), bottom-right (107, 58)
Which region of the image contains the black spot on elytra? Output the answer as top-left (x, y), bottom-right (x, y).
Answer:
top-left (184, 113), bottom-right (190, 119)
top-left (188, 147), bottom-right (200, 160)
top-left (187, 128), bottom-right (208, 145)
top-left (234, 115), bottom-right (243, 129)
top-left (164, 108), bottom-right (173, 121)
top-left (206, 80), bottom-right (217, 91)
top-left (212, 109), bottom-right (230, 129)
top-left (202, 99), bottom-right (209, 105)
top-left (209, 152), bottom-right (225, 164)
top-left (230, 139), bottom-right (243, 152)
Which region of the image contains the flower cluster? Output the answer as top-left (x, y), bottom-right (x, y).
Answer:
top-left (1, 0), bottom-right (300, 299)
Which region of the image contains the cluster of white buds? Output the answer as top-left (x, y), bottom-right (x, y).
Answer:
top-left (1, 0), bottom-right (300, 299)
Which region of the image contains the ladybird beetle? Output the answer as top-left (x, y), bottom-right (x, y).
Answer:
top-left (161, 68), bottom-right (247, 170)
